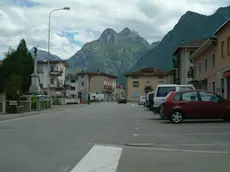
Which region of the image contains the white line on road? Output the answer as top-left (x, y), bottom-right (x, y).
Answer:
top-left (126, 146), bottom-right (230, 154)
top-left (133, 132), bottom-right (230, 136)
top-left (135, 128), bottom-right (139, 130)
top-left (70, 145), bottom-right (122, 172)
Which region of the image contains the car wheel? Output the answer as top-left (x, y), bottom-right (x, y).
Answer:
top-left (170, 111), bottom-right (184, 124)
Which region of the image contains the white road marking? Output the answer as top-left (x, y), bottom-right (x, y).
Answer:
top-left (126, 146), bottom-right (230, 154)
top-left (70, 145), bottom-right (122, 172)
top-left (135, 128), bottom-right (139, 130)
top-left (133, 132), bottom-right (230, 136)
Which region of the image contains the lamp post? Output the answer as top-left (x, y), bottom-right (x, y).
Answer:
top-left (47, 7), bottom-right (70, 96)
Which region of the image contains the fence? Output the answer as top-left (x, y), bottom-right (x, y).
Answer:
top-left (0, 94), bottom-right (52, 114)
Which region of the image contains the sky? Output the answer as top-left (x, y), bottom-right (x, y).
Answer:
top-left (0, 0), bottom-right (230, 60)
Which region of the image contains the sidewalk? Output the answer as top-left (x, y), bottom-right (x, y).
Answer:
top-left (0, 104), bottom-right (87, 122)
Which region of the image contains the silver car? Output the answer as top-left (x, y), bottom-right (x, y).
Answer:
top-left (138, 96), bottom-right (146, 105)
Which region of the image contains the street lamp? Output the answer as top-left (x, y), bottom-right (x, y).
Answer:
top-left (47, 7), bottom-right (70, 96)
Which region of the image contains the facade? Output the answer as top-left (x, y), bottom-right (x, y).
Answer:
top-left (77, 71), bottom-right (117, 101)
top-left (173, 39), bottom-right (207, 84)
top-left (65, 74), bottom-right (79, 98)
top-left (190, 38), bottom-right (217, 91)
top-left (189, 17), bottom-right (230, 99)
top-left (37, 60), bottom-right (69, 96)
top-left (125, 68), bottom-right (168, 101)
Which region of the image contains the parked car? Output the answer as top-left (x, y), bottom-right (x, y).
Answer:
top-left (160, 90), bottom-right (230, 124)
top-left (145, 91), bottom-right (154, 108)
top-left (152, 84), bottom-right (195, 116)
top-left (138, 96), bottom-right (146, 105)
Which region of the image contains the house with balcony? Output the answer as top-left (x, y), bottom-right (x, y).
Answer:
top-left (125, 68), bottom-right (168, 101)
top-left (65, 73), bottom-right (79, 98)
top-left (37, 60), bottom-right (69, 96)
top-left (77, 71), bottom-right (117, 101)
top-left (188, 17), bottom-right (230, 99)
top-left (189, 38), bottom-right (217, 91)
top-left (172, 39), bottom-right (208, 85)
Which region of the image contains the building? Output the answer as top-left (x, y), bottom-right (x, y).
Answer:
top-left (77, 71), bottom-right (117, 101)
top-left (189, 38), bottom-right (217, 91)
top-left (173, 38), bottom-right (208, 84)
top-left (65, 73), bottom-right (79, 98)
top-left (37, 60), bottom-right (69, 96)
top-left (166, 69), bottom-right (178, 84)
top-left (213, 18), bottom-right (230, 99)
top-left (125, 68), bottom-right (168, 101)
top-left (189, 17), bottom-right (230, 99)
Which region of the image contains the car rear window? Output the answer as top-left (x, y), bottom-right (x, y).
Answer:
top-left (173, 93), bottom-right (181, 101)
top-left (179, 86), bottom-right (194, 91)
top-left (156, 87), bottom-right (176, 97)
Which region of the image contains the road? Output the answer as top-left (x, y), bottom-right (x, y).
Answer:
top-left (0, 102), bottom-right (230, 172)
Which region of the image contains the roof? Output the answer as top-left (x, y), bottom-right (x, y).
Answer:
top-left (124, 67), bottom-right (167, 77)
top-left (37, 60), bottom-right (69, 67)
top-left (214, 17), bottom-right (230, 35)
top-left (173, 38), bottom-right (208, 56)
top-left (190, 37), bottom-right (216, 60)
top-left (78, 71), bottom-right (118, 79)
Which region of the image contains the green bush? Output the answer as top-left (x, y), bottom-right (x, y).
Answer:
top-left (31, 96), bottom-right (37, 109)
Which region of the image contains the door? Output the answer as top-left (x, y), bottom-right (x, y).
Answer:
top-left (179, 91), bottom-right (203, 118)
top-left (199, 91), bottom-right (227, 118)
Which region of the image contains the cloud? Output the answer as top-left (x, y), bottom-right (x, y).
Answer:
top-left (0, 0), bottom-right (230, 59)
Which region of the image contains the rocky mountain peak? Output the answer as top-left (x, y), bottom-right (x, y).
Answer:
top-left (99, 28), bottom-right (117, 44)
top-left (119, 27), bottom-right (132, 36)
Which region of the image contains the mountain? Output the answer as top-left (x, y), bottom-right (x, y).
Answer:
top-left (150, 41), bottom-right (160, 49)
top-left (133, 6), bottom-right (230, 71)
top-left (68, 27), bottom-right (151, 84)
top-left (29, 49), bottom-right (62, 60)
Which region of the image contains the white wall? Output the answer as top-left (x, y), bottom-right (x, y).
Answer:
top-left (38, 62), bottom-right (67, 89)
top-left (179, 49), bottom-right (193, 84)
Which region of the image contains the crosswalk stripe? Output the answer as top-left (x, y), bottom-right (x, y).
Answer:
top-left (70, 145), bottom-right (122, 172)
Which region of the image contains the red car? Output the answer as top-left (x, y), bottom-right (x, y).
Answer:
top-left (160, 90), bottom-right (230, 124)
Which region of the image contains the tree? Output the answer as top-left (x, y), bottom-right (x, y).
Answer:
top-left (144, 85), bottom-right (153, 94)
top-left (0, 39), bottom-right (34, 99)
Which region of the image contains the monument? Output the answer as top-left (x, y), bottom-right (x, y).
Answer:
top-left (29, 47), bottom-right (41, 94)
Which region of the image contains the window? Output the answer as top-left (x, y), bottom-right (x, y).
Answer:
top-left (133, 81), bottom-right (139, 87)
top-left (156, 87), bottom-right (176, 97)
top-left (50, 79), bottom-right (54, 84)
top-left (198, 63), bottom-right (201, 72)
top-left (181, 91), bottom-right (199, 101)
top-left (173, 93), bottom-right (181, 101)
top-left (81, 75), bottom-right (84, 78)
top-left (132, 92), bottom-right (140, 97)
top-left (133, 76), bottom-right (139, 79)
top-left (146, 81), bottom-right (151, 86)
top-left (221, 41), bottom-right (225, 58)
top-left (204, 59), bottom-right (207, 71)
top-left (212, 54), bottom-right (215, 67)
top-left (194, 65), bottom-right (196, 78)
top-left (199, 91), bottom-right (219, 102)
top-left (221, 78), bottom-right (224, 94)
top-left (71, 80), bottom-right (75, 83)
top-left (70, 86), bottom-right (75, 90)
top-left (158, 81), bottom-right (164, 84)
top-left (228, 37), bottom-right (230, 55)
top-left (201, 60), bottom-right (204, 72)
top-left (212, 81), bottom-right (215, 93)
top-left (81, 82), bottom-right (84, 86)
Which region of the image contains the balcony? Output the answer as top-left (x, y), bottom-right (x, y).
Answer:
top-left (187, 66), bottom-right (194, 78)
top-left (49, 69), bottom-right (63, 76)
top-left (103, 85), bottom-right (114, 93)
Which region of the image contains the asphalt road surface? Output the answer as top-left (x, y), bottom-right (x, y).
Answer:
top-left (1, 102), bottom-right (230, 172)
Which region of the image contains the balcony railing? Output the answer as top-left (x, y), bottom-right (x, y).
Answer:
top-left (49, 69), bottom-right (63, 76)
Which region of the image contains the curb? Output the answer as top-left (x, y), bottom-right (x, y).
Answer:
top-left (124, 143), bottom-right (155, 147)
